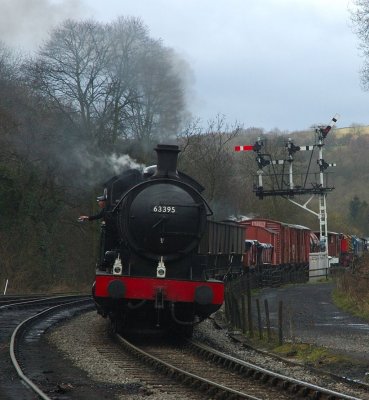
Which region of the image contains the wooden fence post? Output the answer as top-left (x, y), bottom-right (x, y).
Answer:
top-left (264, 299), bottom-right (271, 342)
top-left (224, 289), bottom-right (230, 322)
top-left (256, 298), bottom-right (262, 339)
top-left (246, 272), bottom-right (253, 337)
top-left (278, 300), bottom-right (283, 345)
top-left (241, 294), bottom-right (247, 334)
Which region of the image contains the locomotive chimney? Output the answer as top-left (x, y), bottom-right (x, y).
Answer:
top-left (152, 144), bottom-right (180, 179)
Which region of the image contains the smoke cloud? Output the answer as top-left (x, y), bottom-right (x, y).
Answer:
top-left (0, 0), bottom-right (85, 52)
top-left (107, 154), bottom-right (146, 175)
top-left (65, 145), bottom-right (147, 189)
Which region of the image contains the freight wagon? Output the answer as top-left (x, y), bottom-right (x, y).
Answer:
top-left (240, 218), bottom-right (319, 270)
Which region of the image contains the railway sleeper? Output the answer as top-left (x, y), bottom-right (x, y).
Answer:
top-left (166, 369), bottom-right (176, 379)
top-left (270, 376), bottom-right (280, 386)
top-left (189, 379), bottom-right (198, 388)
top-left (154, 361), bottom-right (163, 370)
top-left (253, 371), bottom-right (262, 380)
top-left (214, 391), bottom-right (228, 400)
top-left (311, 390), bottom-right (321, 400)
top-left (215, 355), bottom-right (222, 364)
top-left (238, 365), bottom-right (246, 374)
top-left (281, 380), bottom-right (290, 390)
top-left (206, 352), bottom-right (217, 362)
top-left (160, 365), bottom-right (168, 373)
top-left (261, 373), bottom-right (269, 383)
top-left (206, 387), bottom-right (219, 397)
top-left (299, 386), bottom-right (310, 397)
top-left (226, 360), bottom-right (233, 369)
top-left (231, 362), bottom-right (240, 372)
top-left (290, 383), bottom-right (301, 393)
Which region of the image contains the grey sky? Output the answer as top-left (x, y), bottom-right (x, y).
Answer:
top-left (1, 0), bottom-right (367, 131)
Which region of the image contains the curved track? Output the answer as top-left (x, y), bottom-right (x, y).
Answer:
top-left (0, 295), bottom-right (93, 399)
top-left (115, 333), bottom-right (364, 400)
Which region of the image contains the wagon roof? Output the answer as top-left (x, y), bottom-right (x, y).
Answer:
top-left (313, 230), bottom-right (341, 235)
top-left (241, 218), bottom-right (311, 231)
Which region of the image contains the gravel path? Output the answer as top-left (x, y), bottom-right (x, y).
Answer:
top-left (250, 281), bottom-right (369, 362)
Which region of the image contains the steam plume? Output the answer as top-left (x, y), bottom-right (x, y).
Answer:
top-left (108, 154), bottom-right (146, 174)
top-left (0, 0), bottom-right (84, 52)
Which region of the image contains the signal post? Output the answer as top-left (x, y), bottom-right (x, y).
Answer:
top-left (235, 114), bottom-right (339, 277)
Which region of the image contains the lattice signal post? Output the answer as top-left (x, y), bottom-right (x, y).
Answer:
top-left (235, 114), bottom-right (340, 270)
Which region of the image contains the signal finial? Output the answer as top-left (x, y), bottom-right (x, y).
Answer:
top-left (319, 113), bottom-right (340, 138)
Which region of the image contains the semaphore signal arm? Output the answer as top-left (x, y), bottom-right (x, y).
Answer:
top-left (234, 113), bottom-right (340, 258)
top-left (234, 114), bottom-right (339, 199)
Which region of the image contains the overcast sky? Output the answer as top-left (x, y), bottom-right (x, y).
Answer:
top-left (1, 0), bottom-right (368, 131)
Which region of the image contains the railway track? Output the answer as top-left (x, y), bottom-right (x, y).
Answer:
top-left (4, 296), bottom-right (366, 399)
top-left (0, 295), bottom-right (45, 306)
top-left (0, 295), bottom-right (93, 399)
top-left (115, 333), bottom-right (364, 400)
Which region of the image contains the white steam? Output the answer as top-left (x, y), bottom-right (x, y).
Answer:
top-left (0, 0), bottom-right (85, 52)
top-left (107, 153), bottom-right (146, 174)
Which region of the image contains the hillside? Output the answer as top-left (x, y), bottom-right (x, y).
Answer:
top-left (287, 125), bottom-right (369, 139)
top-left (333, 125), bottom-right (369, 137)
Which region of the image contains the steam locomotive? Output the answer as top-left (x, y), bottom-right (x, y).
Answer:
top-left (92, 144), bottom-right (242, 336)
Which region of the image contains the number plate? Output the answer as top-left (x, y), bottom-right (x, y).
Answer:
top-left (152, 205), bottom-right (176, 213)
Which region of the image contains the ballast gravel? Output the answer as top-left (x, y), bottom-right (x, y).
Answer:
top-left (48, 309), bottom-right (369, 400)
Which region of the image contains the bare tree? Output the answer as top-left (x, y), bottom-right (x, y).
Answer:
top-left (99, 17), bottom-right (148, 144)
top-left (178, 115), bottom-right (242, 218)
top-left (26, 17), bottom-right (189, 149)
top-left (28, 20), bottom-right (111, 139)
top-left (125, 41), bottom-right (186, 144)
top-left (351, 0), bottom-right (369, 89)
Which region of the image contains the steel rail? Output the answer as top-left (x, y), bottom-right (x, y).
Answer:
top-left (0, 294), bottom-right (89, 310)
top-left (188, 339), bottom-right (363, 400)
top-left (115, 333), bottom-right (262, 400)
top-left (9, 297), bottom-right (92, 400)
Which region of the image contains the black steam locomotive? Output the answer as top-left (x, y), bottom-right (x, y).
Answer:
top-left (93, 144), bottom-right (242, 336)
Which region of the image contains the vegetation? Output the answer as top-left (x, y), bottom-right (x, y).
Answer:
top-left (0, 17), bottom-right (191, 293)
top-left (273, 342), bottom-right (351, 367)
top-left (1, 13), bottom-right (369, 293)
top-left (230, 314), bottom-right (358, 369)
top-left (333, 254), bottom-right (369, 320)
top-left (351, 0), bottom-right (369, 91)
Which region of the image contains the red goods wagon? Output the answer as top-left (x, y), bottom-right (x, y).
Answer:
top-left (259, 243), bottom-right (273, 265)
top-left (310, 232), bottom-right (320, 253)
top-left (243, 240), bottom-right (273, 268)
top-left (243, 240), bottom-right (259, 268)
top-left (314, 231), bottom-right (341, 258)
top-left (340, 234), bottom-right (350, 254)
top-left (328, 232), bottom-right (341, 258)
top-left (287, 224), bottom-right (311, 265)
top-left (240, 219), bottom-right (311, 267)
top-left (241, 221), bottom-right (278, 265)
